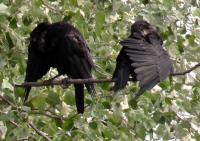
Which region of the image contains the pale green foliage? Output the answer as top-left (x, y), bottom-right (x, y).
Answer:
top-left (0, 0), bottom-right (200, 140)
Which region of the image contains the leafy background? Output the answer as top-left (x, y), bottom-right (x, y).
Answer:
top-left (0, 0), bottom-right (200, 140)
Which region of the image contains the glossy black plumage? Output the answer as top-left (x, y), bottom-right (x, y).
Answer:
top-left (24, 22), bottom-right (95, 113)
top-left (112, 20), bottom-right (174, 99)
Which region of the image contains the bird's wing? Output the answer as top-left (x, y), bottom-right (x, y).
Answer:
top-left (66, 31), bottom-right (95, 69)
top-left (112, 49), bottom-right (132, 91)
top-left (66, 31), bottom-right (95, 95)
top-left (24, 47), bottom-right (50, 102)
top-left (120, 38), bottom-right (173, 98)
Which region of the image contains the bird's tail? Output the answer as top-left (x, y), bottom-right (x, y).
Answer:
top-left (74, 84), bottom-right (84, 114)
top-left (85, 83), bottom-right (96, 96)
top-left (24, 87), bottom-right (31, 103)
top-left (112, 64), bottom-right (130, 91)
top-left (133, 88), bottom-right (146, 100)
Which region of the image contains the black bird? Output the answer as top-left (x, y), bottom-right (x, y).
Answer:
top-left (112, 20), bottom-right (174, 99)
top-left (24, 22), bottom-right (95, 113)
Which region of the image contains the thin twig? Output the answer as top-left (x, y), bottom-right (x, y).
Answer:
top-left (9, 120), bottom-right (20, 127)
top-left (171, 63), bottom-right (200, 76)
top-left (28, 121), bottom-right (50, 141)
top-left (31, 111), bottom-right (63, 122)
top-left (0, 94), bottom-right (16, 108)
top-left (42, 0), bottom-right (61, 13)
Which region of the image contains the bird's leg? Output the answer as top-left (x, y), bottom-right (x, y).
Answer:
top-left (61, 77), bottom-right (70, 89)
top-left (43, 74), bottom-right (61, 87)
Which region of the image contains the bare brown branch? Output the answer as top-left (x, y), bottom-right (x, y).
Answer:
top-left (28, 121), bottom-right (50, 141)
top-left (171, 63), bottom-right (200, 76)
top-left (0, 94), bottom-right (17, 108)
top-left (9, 120), bottom-right (20, 127)
top-left (31, 111), bottom-right (64, 122)
top-left (14, 63), bottom-right (200, 88)
top-left (14, 78), bottom-right (115, 88)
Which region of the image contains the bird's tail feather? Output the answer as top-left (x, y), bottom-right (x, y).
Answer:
top-left (133, 88), bottom-right (146, 100)
top-left (74, 84), bottom-right (84, 114)
top-left (112, 65), bottom-right (130, 91)
top-left (85, 83), bottom-right (96, 96)
top-left (24, 87), bottom-right (31, 103)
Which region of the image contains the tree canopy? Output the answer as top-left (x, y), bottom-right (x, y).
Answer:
top-left (0, 0), bottom-right (200, 140)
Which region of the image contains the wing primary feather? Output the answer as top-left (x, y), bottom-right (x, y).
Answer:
top-left (134, 65), bottom-right (156, 74)
top-left (124, 49), bottom-right (151, 55)
top-left (128, 54), bottom-right (156, 61)
top-left (133, 76), bottom-right (159, 100)
top-left (24, 51), bottom-right (49, 102)
top-left (136, 70), bottom-right (157, 81)
top-left (131, 62), bottom-right (155, 67)
top-left (120, 38), bottom-right (142, 45)
top-left (139, 73), bottom-right (158, 88)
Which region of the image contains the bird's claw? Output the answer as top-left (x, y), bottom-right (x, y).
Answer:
top-left (61, 78), bottom-right (70, 89)
top-left (43, 79), bottom-right (54, 88)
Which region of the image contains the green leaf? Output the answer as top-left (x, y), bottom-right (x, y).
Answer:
top-left (14, 87), bottom-right (24, 98)
top-left (175, 123), bottom-right (189, 138)
top-left (21, 106), bottom-right (31, 112)
top-left (2, 78), bottom-right (13, 91)
top-left (0, 121), bottom-right (7, 140)
top-left (135, 124), bottom-right (146, 139)
top-left (0, 3), bottom-right (9, 15)
top-left (12, 126), bottom-right (31, 140)
top-left (177, 36), bottom-right (185, 53)
top-left (63, 119), bottom-right (74, 130)
top-left (46, 92), bottom-right (61, 106)
top-left (31, 96), bottom-right (46, 111)
top-left (89, 121), bottom-right (98, 130)
top-left (64, 93), bottom-right (75, 106)
top-left (192, 8), bottom-right (200, 16)
top-left (95, 11), bottom-right (105, 36)
top-left (163, 0), bottom-right (173, 8)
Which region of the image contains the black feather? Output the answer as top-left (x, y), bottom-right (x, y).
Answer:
top-left (112, 20), bottom-right (174, 99)
top-left (112, 49), bottom-right (134, 91)
top-left (24, 22), bottom-right (95, 113)
top-left (74, 84), bottom-right (84, 113)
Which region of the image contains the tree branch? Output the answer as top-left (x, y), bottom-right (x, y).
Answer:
top-left (9, 120), bottom-right (20, 127)
top-left (31, 111), bottom-right (64, 122)
top-left (42, 0), bottom-right (61, 13)
top-left (171, 63), bottom-right (200, 76)
top-left (14, 78), bottom-right (115, 88)
top-left (0, 94), bottom-right (17, 108)
top-left (28, 121), bottom-right (50, 141)
top-left (14, 63), bottom-right (200, 88)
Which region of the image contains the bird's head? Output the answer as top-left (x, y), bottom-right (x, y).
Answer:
top-left (29, 22), bottom-right (49, 53)
top-left (130, 20), bottom-right (163, 44)
top-left (131, 20), bottom-right (157, 38)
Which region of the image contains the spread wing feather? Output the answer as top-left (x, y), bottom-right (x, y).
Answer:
top-left (131, 62), bottom-right (155, 67)
top-left (136, 69), bottom-right (157, 80)
top-left (120, 38), bottom-right (173, 99)
top-left (24, 48), bottom-right (50, 102)
top-left (66, 31), bottom-right (95, 96)
top-left (125, 48), bottom-right (152, 55)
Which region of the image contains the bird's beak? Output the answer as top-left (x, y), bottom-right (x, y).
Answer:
top-left (142, 30), bottom-right (149, 36)
top-left (142, 25), bottom-right (156, 36)
top-left (149, 25), bottom-right (156, 30)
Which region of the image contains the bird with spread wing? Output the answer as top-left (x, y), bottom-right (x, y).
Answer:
top-left (112, 20), bottom-right (174, 99)
top-left (24, 22), bottom-right (95, 113)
